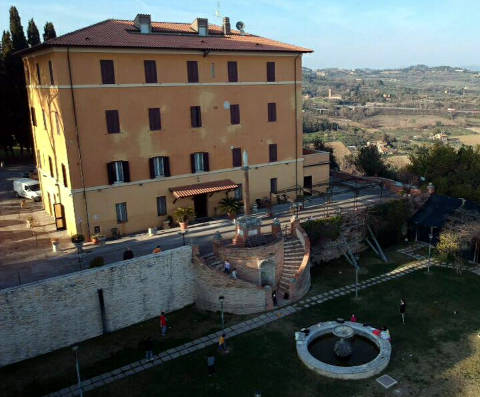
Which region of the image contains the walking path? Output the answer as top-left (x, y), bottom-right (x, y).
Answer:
top-left (46, 246), bottom-right (437, 397)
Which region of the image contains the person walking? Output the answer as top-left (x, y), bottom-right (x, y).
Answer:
top-left (272, 290), bottom-right (278, 306)
top-left (218, 333), bottom-right (227, 352)
top-left (123, 247), bottom-right (134, 260)
top-left (207, 353), bottom-right (216, 376)
top-left (160, 312), bottom-right (168, 336)
top-left (223, 260), bottom-right (231, 274)
top-left (231, 268), bottom-right (238, 280)
top-left (400, 298), bottom-right (406, 324)
top-left (144, 336), bottom-right (154, 360)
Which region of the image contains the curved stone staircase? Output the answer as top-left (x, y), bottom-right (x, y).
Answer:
top-left (278, 236), bottom-right (305, 295)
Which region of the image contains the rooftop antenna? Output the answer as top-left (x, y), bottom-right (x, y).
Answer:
top-left (236, 21), bottom-right (245, 34)
top-left (215, 1), bottom-right (222, 21)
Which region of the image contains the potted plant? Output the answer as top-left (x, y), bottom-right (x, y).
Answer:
top-left (174, 207), bottom-right (195, 231)
top-left (91, 233), bottom-right (106, 247)
top-left (71, 233), bottom-right (85, 253)
top-left (219, 197), bottom-right (242, 220)
top-left (50, 238), bottom-right (59, 252)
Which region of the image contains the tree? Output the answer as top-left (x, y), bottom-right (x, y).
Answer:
top-left (346, 145), bottom-right (393, 178)
top-left (9, 7), bottom-right (27, 51)
top-left (311, 136), bottom-right (339, 170)
top-left (0, 31), bottom-right (15, 154)
top-left (27, 19), bottom-right (40, 47)
top-left (43, 22), bottom-right (56, 41)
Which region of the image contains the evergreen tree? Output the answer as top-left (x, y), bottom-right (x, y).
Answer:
top-left (9, 6), bottom-right (27, 51)
top-left (43, 22), bottom-right (56, 41)
top-left (0, 31), bottom-right (15, 154)
top-left (27, 19), bottom-right (40, 47)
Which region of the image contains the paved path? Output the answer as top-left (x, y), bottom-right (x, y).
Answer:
top-left (45, 249), bottom-right (435, 397)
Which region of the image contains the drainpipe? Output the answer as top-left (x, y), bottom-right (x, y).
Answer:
top-left (294, 54), bottom-right (300, 198)
top-left (67, 47), bottom-right (91, 237)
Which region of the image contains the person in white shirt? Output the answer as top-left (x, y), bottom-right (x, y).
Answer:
top-left (223, 260), bottom-right (231, 274)
top-left (231, 268), bottom-right (238, 279)
top-left (380, 326), bottom-right (391, 342)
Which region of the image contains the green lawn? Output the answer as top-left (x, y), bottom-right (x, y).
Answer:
top-left (88, 266), bottom-right (480, 397)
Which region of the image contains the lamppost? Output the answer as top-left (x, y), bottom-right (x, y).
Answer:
top-left (179, 230), bottom-right (187, 246)
top-left (428, 227), bottom-right (433, 272)
top-left (219, 295), bottom-right (225, 331)
top-left (72, 345), bottom-right (83, 397)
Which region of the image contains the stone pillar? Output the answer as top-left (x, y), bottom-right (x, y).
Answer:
top-left (271, 218), bottom-right (281, 238)
top-left (290, 215), bottom-right (298, 236)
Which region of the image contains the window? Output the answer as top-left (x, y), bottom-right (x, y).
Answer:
top-left (148, 108), bottom-right (161, 131)
top-left (36, 63), bottom-right (41, 84)
top-left (230, 104), bottom-right (240, 125)
top-left (268, 102), bottom-right (277, 122)
top-left (100, 60), bottom-right (115, 84)
top-left (30, 107), bottom-right (37, 126)
top-left (267, 62), bottom-right (275, 82)
top-left (227, 61), bottom-right (238, 82)
top-left (190, 106), bottom-right (202, 128)
top-left (48, 156), bottom-right (54, 177)
top-left (107, 161), bottom-right (130, 184)
top-left (149, 156), bottom-right (170, 178)
top-left (48, 60), bottom-right (54, 85)
top-left (61, 164), bottom-right (68, 187)
top-left (144, 60), bottom-right (157, 83)
top-left (116, 202), bottom-right (128, 223)
top-left (270, 178), bottom-right (278, 194)
top-left (191, 152), bottom-right (209, 173)
top-left (269, 144), bottom-right (277, 162)
top-left (234, 184), bottom-right (243, 200)
top-left (187, 61), bottom-right (199, 83)
top-left (36, 150), bottom-right (41, 167)
top-left (157, 196), bottom-right (167, 216)
top-left (55, 112), bottom-right (61, 135)
top-left (304, 175), bottom-right (312, 189)
top-left (210, 62), bottom-right (215, 78)
top-left (42, 109), bottom-right (47, 129)
top-left (105, 110), bottom-right (120, 133)
top-left (232, 147), bottom-right (242, 167)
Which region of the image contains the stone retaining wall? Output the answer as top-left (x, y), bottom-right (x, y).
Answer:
top-left (0, 246), bottom-right (193, 367)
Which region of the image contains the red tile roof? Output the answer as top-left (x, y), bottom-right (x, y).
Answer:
top-left (22, 19), bottom-right (312, 54)
top-left (170, 179), bottom-right (239, 199)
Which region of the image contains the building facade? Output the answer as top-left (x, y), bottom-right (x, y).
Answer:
top-left (21, 15), bottom-right (329, 237)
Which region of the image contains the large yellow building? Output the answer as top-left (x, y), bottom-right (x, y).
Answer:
top-left (21, 15), bottom-right (329, 237)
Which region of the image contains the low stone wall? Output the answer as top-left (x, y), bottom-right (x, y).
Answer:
top-left (213, 238), bottom-right (284, 287)
top-left (0, 246), bottom-right (194, 368)
top-left (193, 253), bottom-right (271, 314)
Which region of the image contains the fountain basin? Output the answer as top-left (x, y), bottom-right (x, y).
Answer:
top-left (295, 321), bottom-right (391, 380)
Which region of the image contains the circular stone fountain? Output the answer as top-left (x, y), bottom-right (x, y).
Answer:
top-left (295, 321), bottom-right (391, 380)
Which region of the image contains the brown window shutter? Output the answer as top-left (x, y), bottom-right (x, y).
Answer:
top-left (227, 61), bottom-right (238, 82)
top-left (187, 61), bottom-right (199, 83)
top-left (36, 63), bottom-right (41, 84)
top-left (230, 104), bottom-right (240, 125)
top-left (148, 108), bottom-right (161, 131)
top-left (100, 60), bottom-right (115, 84)
top-left (191, 106), bottom-right (202, 128)
top-left (61, 164), bottom-right (67, 187)
top-left (232, 147), bottom-right (241, 167)
top-left (149, 157), bottom-right (155, 178)
top-left (268, 103), bottom-right (277, 122)
top-left (48, 60), bottom-right (54, 85)
top-left (270, 178), bottom-right (278, 193)
top-left (144, 60), bottom-right (157, 83)
top-left (203, 153), bottom-right (210, 171)
top-left (30, 107), bottom-right (37, 126)
top-left (107, 162), bottom-right (115, 184)
top-left (122, 161), bottom-right (130, 182)
top-left (269, 144), bottom-right (277, 162)
top-left (164, 157), bottom-right (171, 177)
top-left (106, 110), bottom-right (120, 133)
top-left (190, 153), bottom-right (195, 173)
top-left (48, 156), bottom-right (54, 177)
top-left (267, 62), bottom-right (275, 82)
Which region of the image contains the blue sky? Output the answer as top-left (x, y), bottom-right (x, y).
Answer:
top-left (1, 0), bottom-right (478, 69)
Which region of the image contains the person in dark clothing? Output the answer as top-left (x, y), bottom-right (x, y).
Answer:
top-left (123, 247), bottom-right (134, 260)
top-left (144, 337), bottom-right (154, 360)
top-left (207, 354), bottom-right (216, 376)
top-left (400, 298), bottom-right (406, 324)
top-left (272, 290), bottom-right (278, 306)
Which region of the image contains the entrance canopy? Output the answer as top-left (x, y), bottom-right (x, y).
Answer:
top-left (170, 179), bottom-right (239, 201)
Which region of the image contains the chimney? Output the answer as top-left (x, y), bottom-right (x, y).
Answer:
top-left (134, 14), bottom-right (151, 34)
top-left (191, 18), bottom-right (208, 36)
top-left (223, 17), bottom-right (231, 35)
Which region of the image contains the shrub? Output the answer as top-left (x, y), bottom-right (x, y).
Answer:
top-left (368, 199), bottom-right (410, 247)
top-left (71, 234), bottom-right (85, 243)
top-left (301, 216), bottom-right (342, 244)
top-left (89, 256), bottom-right (105, 268)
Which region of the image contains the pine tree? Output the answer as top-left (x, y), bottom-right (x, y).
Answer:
top-left (27, 19), bottom-right (40, 47)
top-left (0, 31), bottom-right (15, 154)
top-left (43, 22), bottom-right (56, 41)
top-left (9, 6), bottom-right (27, 51)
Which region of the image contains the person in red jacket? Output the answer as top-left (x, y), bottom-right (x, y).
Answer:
top-left (160, 312), bottom-right (167, 336)
top-left (350, 314), bottom-right (357, 322)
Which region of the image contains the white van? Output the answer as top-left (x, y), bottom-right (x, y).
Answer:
top-left (13, 178), bottom-right (42, 201)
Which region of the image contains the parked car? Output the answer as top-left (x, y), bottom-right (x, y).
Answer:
top-left (13, 178), bottom-right (42, 201)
